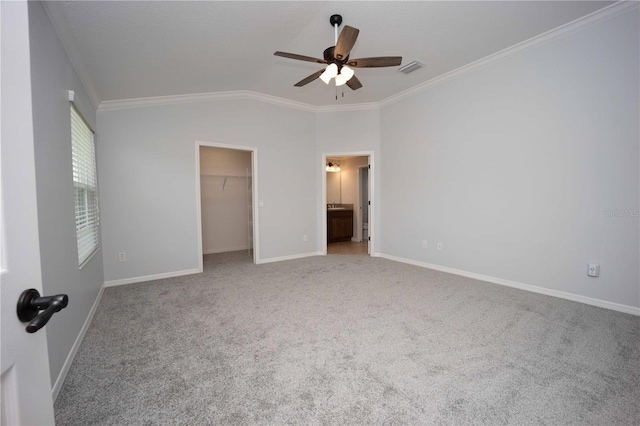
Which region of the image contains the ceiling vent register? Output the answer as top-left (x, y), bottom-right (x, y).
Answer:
top-left (398, 60), bottom-right (425, 74)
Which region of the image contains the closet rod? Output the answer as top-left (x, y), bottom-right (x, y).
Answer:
top-left (200, 174), bottom-right (249, 178)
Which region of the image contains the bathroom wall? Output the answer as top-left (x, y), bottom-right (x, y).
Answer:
top-left (326, 171), bottom-right (341, 204)
top-left (338, 156), bottom-right (369, 241)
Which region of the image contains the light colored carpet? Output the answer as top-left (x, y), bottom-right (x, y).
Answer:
top-left (55, 251), bottom-right (640, 425)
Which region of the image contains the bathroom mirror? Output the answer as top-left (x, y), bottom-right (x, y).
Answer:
top-left (326, 171), bottom-right (341, 204)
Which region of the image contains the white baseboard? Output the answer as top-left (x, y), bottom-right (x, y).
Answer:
top-left (379, 253), bottom-right (640, 316)
top-left (256, 251), bottom-right (322, 264)
top-left (203, 246), bottom-right (248, 255)
top-left (104, 268), bottom-right (202, 287)
top-left (52, 282), bottom-right (106, 401)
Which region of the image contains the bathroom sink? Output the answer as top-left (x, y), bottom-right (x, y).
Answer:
top-left (328, 207), bottom-right (346, 210)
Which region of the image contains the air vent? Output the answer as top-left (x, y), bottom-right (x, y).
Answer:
top-left (398, 60), bottom-right (425, 74)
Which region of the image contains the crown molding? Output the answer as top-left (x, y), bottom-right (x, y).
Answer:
top-left (98, 89), bottom-right (381, 113)
top-left (380, 0), bottom-right (639, 108)
top-left (98, 90), bottom-right (318, 113)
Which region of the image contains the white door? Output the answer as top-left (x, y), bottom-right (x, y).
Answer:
top-left (1, 1), bottom-right (56, 424)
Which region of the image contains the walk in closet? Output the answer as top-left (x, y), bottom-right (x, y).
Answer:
top-left (199, 146), bottom-right (253, 257)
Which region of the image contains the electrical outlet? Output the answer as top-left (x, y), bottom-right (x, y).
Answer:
top-left (437, 242), bottom-right (443, 251)
top-left (118, 252), bottom-right (126, 262)
top-left (588, 264), bottom-right (599, 277)
top-left (303, 234), bottom-right (308, 242)
top-left (421, 240), bottom-right (427, 249)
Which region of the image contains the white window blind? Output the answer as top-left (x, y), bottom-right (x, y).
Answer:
top-left (71, 104), bottom-right (99, 266)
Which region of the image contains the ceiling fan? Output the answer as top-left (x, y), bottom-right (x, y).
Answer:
top-left (274, 14), bottom-right (402, 90)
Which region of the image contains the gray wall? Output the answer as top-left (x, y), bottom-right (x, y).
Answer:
top-left (97, 100), bottom-right (317, 281)
top-left (316, 109), bottom-right (381, 253)
top-left (28, 1), bottom-right (104, 387)
top-left (380, 10), bottom-right (639, 308)
top-left (338, 156), bottom-right (370, 242)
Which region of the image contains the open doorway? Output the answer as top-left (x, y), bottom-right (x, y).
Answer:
top-left (323, 153), bottom-right (373, 255)
top-left (196, 141), bottom-right (258, 269)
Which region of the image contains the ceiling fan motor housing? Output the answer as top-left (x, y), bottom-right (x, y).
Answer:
top-left (323, 46), bottom-right (349, 66)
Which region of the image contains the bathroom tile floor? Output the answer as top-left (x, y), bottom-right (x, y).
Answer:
top-left (327, 241), bottom-right (369, 255)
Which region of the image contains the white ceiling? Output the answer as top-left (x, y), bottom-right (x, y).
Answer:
top-left (44, 1), bottom-right (615, 107)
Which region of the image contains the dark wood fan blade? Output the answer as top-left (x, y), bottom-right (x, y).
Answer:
top-left (347, 57), bottom-right (403, 68)
top-left (294, 69), bottom-right (325, 87)
top-left (274, 51), bottom-right (327, 64)
top-left (334, 26), bottom-right (359, 60)
top-left (346, 75), bottom-right (363, 90)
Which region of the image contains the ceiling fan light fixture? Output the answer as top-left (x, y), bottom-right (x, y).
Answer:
top-left (320, 63), bottom-right (338, 84)
top-left (319, 73), bottom-right (332, 85)
top-left (340, 65), bottom-right (355, 81)
top-left (335, 74), bottom-right (347, 86)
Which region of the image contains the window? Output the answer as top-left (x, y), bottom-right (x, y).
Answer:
top-left (71, 104), bottom-right (99, 267)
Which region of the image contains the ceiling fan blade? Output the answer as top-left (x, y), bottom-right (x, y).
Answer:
top-left (294, 69), bottom-right (325, 87)
top-left (274, 51), bottom-right (327, 64)
top-left (334, 25), bottom-right (359, 60)
top-left (346, 75), bottom-right (363, 90)
top-left (347, 57), bottom-right (403, 68)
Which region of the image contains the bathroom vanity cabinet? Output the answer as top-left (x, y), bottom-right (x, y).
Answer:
top-left (327, 209), bottom-right (353, 243)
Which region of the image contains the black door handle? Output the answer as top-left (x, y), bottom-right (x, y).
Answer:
top-left (16, 289), bottom-right (68, 333)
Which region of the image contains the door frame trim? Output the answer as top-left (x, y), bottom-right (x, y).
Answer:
top-left (321, 151), bottom-right (374, 255)
top-left (195, 141), bottom-right (259, 268)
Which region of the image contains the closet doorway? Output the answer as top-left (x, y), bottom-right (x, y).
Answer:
top-left (196, 142), bottom-right (258, 267)
top-left (323, 153), bottom-right (373, 256)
